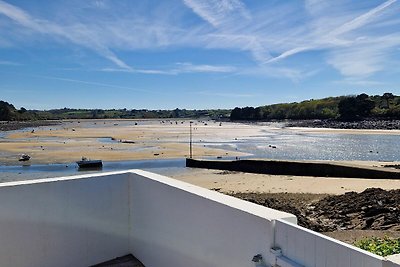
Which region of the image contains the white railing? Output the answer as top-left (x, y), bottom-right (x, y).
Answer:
top-left (0, 170), bottom-right (398, 267)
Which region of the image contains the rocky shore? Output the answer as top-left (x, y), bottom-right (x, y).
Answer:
top-left (231, 188), bottom-right (400, 233)
top-left (0, 120), bottom-right (60, 132)
top-left (285, 119), bottom-right (400, 130)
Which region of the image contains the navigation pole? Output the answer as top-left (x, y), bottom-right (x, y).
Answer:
top-left (189, 121), bottom-right (193, 158)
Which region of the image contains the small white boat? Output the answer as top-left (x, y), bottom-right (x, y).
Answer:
top-left (19, 154), bottom-right (31, 161)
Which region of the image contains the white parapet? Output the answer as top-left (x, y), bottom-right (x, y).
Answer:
top-left (274, 219), bottom-right (386, 267)
top-left (0, 170), bottom-right (398, 267)
top-left (386, 255), bottom-right (400, 267)
top-left (0, 171), bottom-right (132, 267)
top-left (0, 170), bottom-right (295, 267)
top-left (129, 170), bottom-right (296, 267)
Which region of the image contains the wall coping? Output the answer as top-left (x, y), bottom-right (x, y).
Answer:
top-left (0, 169), bottom-right (297, 223)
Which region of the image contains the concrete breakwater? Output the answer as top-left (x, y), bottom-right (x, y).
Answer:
top-left (186, 158), bottom-right (400, 179)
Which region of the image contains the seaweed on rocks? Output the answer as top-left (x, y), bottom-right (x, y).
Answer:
top-left (231, 188), bottom-right (400, 233)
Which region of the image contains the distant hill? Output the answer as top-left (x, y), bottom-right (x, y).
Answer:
top-left (2, 93), bottom-right (399, 122)
top-left (0, 100), bottom-right (36, 121)
top-left (36, 108), bottom-right (231, 120)
top-left (230, 93), bottom-right (400, 121)
top-left (0, 102), bottom-right (231, 121)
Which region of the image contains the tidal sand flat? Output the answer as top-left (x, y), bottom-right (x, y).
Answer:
top-left (170, 167), bottom-right (400, 195)
top-left (3, 119), bottom-right (400, 166)
top-left (0, 119), bottom-right (250, 165)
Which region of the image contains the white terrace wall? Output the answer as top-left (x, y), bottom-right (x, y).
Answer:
top-left (0, 170), bottom-right (399, 267)
top-left (0, 170), bottom-right (295, 267)
top-left (129, 170), bottom-right (296, 267)
top-left (127, 171), bottom-right (400, 267)
top-left (0, 172), bottom-right (131, 267)
top-left (274, 219), bottom-right (385, 267)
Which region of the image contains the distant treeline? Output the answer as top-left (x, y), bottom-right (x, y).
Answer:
top-left (230, 93), bottom-right (400, 121)
top-left (2, 92), bottom-right (399, 122)
top-left (0, 101), bottom-right (230, 121)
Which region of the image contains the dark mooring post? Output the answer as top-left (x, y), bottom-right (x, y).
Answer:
top-left (189, 121), bottom-right (193, 158)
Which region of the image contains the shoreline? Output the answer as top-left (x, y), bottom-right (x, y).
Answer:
top-left (3, 118), bottom-right (400, 132)
top-left (0, 120), bottom-right (60, 131)
top-left (289, 126), bottom-right (400, 135)
top-left (0, 119), bottom-right (249, 165)
top-left (285, 119), bottom-right (400, 130)
top-left (170, 166), bottom-right (400, 195)
top-left (1, 118), bottom-right (400, 166)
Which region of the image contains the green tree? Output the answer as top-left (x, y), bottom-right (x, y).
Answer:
top-left (338, 97), bottom-right (358, 121)
top-left (0, 101), bottom-right (16, 121)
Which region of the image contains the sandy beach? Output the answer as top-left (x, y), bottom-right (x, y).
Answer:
top-left (171, 167), bottom-right (400, 195)
top-left (1, 119), bottom-right (400, 195)
top-left (0, 119), bottom-right (251, 165)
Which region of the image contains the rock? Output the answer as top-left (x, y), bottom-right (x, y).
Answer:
top-left (232, 188), bottom-right (400, 232)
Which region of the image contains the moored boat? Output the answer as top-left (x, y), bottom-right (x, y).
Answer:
top-left (76, 157), bottom-right (102, 169)
top-left (19, 154), bottom-right (31, 161)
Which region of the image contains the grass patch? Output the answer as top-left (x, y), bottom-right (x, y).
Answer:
top-left (354, 236), bottom-right (400, 257)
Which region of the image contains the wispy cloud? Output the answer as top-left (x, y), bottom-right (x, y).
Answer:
top-left (102, 62), bottom-right (236, 75)
top-left (329, 0), bottom-right (397, 37)
top-left (183, 0), bottom-right (250, 27)
top-left (0, 0), bottom-right (399, 81)
top-left (0, 0), bottom-right (132, 69)
top-left (238, 65), bottom-right (319, 83)
top-left (0, 60), bottom-right (21, 66)
top-left (0, 70), bottom-right (153, 93)
top-left (333, 78), bottom-right (387, 86)
top-left (181, 0), bottom-right (400, 79)
top-left (265, 0), bottom-right (399, 66)
top-left (174, 62), bottom-right (236, 73)
top-left (191, 90), bottom-right (256, 98)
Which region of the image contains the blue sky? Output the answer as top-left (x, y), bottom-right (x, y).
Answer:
top-left (0, 0), bottom-right (399, 110)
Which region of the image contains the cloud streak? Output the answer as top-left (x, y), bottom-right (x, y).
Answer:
top-left (192, 90), bottom-right (256, 98)
top-left (0, 70), bottom-right (153, 93)
top-left (183, 0), bottom-right (250, 27)
top-left (102, 62), bottom-right (236, 75)
top-left (0, 0), bottom-right (399, 80)
top-left (0, 60), bottom-right (21, 66)
top-left (329, 0), bottom-right (397, 37)
top-left (0, 0), bottom-right (132, 69)
top-left (266, 0), bottom-right (399, 65)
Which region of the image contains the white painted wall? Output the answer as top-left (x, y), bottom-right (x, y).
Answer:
top-left (0, 172), bottom-right (131, 267)
top-left (128, 170), bottom-right (296, 267)
top-left (274, 219), bottom-right (386, 267)
top-left (0, 170), bottom-right (398, 267)
top-left (386, 255), bottom-right (400, 267)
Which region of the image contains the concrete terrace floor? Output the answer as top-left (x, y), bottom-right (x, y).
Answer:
top-left (91, 254), bottom-right (145, 267)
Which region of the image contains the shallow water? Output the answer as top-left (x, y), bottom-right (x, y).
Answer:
top-left (0, 158), bottom-right (187, 183)
top-left (205, 129), bottom-right (400, 161)
top-left (1, 121), bottom-right (400, 182)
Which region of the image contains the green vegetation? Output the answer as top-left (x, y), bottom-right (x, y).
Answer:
top-left (38, 108), bottom-right (231, 120)
top-left (230, 93), bottom-right (400, 121)
top-left (0, 101), bottom-right (231, 121)
top-left (354, 236), bottom-right (400, 257)
top-left (0, 101), bottom-right (37, 121)
top-left (2, 92), bottom-right (399, 122)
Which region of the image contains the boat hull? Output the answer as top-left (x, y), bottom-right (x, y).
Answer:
top-left (76, 160), bottom-right (103, 169)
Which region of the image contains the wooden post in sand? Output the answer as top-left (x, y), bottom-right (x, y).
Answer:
top-left (189, 121), bottom-right (193, 158)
